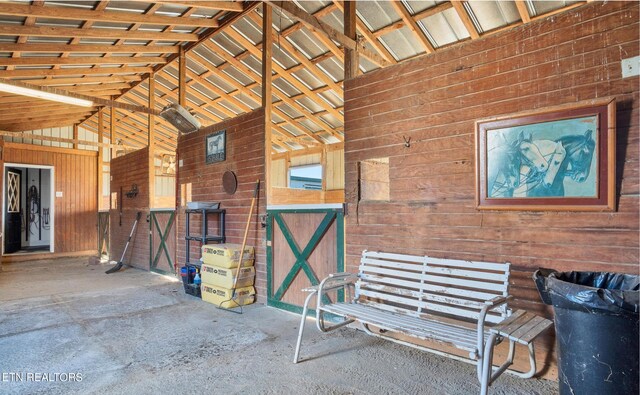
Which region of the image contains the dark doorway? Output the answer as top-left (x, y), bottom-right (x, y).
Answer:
top-left (4, 167), bottom-right (22, 254)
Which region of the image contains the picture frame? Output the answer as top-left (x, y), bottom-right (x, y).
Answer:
top-left (205, 129), bottom-right (226, 164)
top-left (475, 98), bottom-right (616, 211)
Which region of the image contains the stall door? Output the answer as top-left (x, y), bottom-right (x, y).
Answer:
top-left (267, 207), bottom-right (344, 314)
top-left (4, 168), bottom-right (22, 254)
top-left (149, 210), bottom-right (176, 275)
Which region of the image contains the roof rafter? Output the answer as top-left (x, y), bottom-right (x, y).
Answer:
top-left (390, 1), bottom-right (435, 53)
top-left (0, 2), bottom-right (219, 28)
top-left (0, 25), bottom-right (199, 41)
top-left (265, 0), bottom-right (390, 67)
top-left (451, 1), bottom-right (480, 39)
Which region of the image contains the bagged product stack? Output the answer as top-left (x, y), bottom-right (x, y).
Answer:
top-left (199, 243), bottom-right (256, 308)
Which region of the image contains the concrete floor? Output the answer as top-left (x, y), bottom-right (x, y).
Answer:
top-left (0, 258), bottom-right (558, 394)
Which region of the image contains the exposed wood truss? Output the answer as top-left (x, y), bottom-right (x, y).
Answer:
top-left (0, 0), bottom-right (588, 153)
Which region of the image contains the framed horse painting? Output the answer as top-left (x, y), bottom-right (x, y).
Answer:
top-left (475, 98), bottom-right (616, 211)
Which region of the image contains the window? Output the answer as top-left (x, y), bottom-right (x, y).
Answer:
top-left (288, 164), bottom-right (322, 190)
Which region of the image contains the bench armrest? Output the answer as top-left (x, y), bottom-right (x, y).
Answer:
top-left (484, 295), bottom-right (512, 307)
top-left (317, 272), bottom-right (358, 309)
top-left (475, 296), bottom-right (512, 359)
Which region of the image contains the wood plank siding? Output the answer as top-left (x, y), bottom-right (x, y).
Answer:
top-left (176, 110), bottom-right (266, 300)
top-left (109, 147), bottom-right (150, 270)
top-left (343, 1), bottom-right (638, 377)
top-left (3, 142), bottom-right (98, 254)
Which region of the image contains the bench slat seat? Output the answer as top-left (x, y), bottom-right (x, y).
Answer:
top-left (293, 250), bottom-right (554, 395)
top-left (322, 302), bottom-right (486, 351)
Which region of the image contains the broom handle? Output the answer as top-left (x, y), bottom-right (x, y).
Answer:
top-left (231, 180), bottom-right (260, 293)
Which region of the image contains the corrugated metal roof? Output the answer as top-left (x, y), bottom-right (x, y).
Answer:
top-left (0, 0), bottom-right (589, 150)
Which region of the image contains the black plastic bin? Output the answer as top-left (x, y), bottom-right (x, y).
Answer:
top-left (534, 269), bottom-right (639, 395)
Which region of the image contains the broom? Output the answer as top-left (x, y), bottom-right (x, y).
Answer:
top-left (219, 179), bottom-right (260, 312)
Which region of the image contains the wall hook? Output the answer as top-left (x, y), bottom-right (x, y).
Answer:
top-left (403, 136), bottom-right (411, 148)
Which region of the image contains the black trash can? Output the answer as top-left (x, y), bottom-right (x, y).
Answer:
top-left (534, 269), bottom-right (639, 395)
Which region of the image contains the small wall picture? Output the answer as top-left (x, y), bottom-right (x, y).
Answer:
top-left (475, 98), bottom-right (616, 211)
top-left (206, 130), bottom-right (226, 164)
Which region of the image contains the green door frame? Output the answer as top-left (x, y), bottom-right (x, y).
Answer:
top-left (266, 207), bottom-right (345, 314)
top-left (149, 210), bottom-right (176, 275)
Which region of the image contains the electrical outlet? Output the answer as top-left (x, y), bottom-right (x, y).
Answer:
top-left (621, 56), bottom-right (639, 78)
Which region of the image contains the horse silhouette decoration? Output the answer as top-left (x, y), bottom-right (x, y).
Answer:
top-left (526, 130), bottom-right (596, 197)
top-left (487, 131), bottom-right (548, 197)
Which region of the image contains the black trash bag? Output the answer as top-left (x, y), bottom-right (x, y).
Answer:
top-left (533, 268), bottom-right (639, 395)
top-left (534, 268), bottom-right (640, 314)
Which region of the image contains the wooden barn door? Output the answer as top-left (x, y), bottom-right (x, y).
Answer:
top-left (267, 206), bottom-right (344, 313)
top-left (149, 210), bottom-right (176, 275)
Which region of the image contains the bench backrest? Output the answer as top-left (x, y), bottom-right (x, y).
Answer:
top-left (355, 251), bottom-right (511, 324)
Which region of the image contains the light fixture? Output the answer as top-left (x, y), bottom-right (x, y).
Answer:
top-left (0, 82), bottom-right (93, 107)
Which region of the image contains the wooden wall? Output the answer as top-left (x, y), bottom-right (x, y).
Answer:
top-left (176, 110), bottom-right (266, 299)
top-left (343, 1), bottom-right (638, 374)
top-left (3, 142), bottom-right (98, 254)
top-left (109, 147), bottom-right (150, 270)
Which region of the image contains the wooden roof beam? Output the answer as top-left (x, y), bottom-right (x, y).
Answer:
top-left (0, 56), bottom-right (168, 67)
top-left (0, 2), bottom-right (219, 28)
top-left (205, 41), bottom-right (341, 139)
top-left (0, 78), bottom-right (159, 115)
top-left (0, 44), bottom-right (181, 54)
top-left (6, 0), bottom-right (43, 72)
top-left (333, 1), bottom-right (397, 65)
top-left (247, 12), bottom-right (343, 94)
top-left (0, 26), bottom-right (199, 42)
top-left (114, 95), bottom-right (178, 137)
top-left (390, 1), bottom-right (435, 53)
top-left (151, 1), bottom-right (244, 12)
top-left (515, 0), bottom-right (531, 23)
top-left (187, 51), bottom-right (332, 139)
top-left (64, 83), bottom-right (134, 93)
top-left (0, 67), bottom-right (154, 78)
top-left (413, 2), bottom-right (454, 21)
top-left (88, 1), bottom-right (260, 130)
top-left (24, 76), bottom-right (142, 86)
top-left (264, 0), bottom-right (390, 67)
top-left (0, 115), bottom-right (93, 132)
top-left (222, 29), bottom-right (344, 123)
top-left (84, 116), bottom-right (163, 151)
top-left (451, 1), bottom-right (480, 39)
top-left (0, 107), bottom-right (93, 121)
top-left (108, 109), bottom-right (177, 149)
top-left (0, 130), bottom-right (133, 150)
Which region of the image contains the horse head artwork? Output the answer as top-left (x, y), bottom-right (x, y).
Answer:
top-left (487, 131), bottom-right (548, 197)
top-left (526, 130), bottom-right (596, 197)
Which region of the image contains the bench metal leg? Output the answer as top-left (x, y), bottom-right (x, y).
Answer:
top-left (480, 337), bottom-right (519, 395)
top-left (505, 343), bottom-right (537, 379)
top-left (293, 290), bottom-right (317, 364)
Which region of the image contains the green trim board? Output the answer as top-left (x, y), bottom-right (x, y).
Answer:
top-left (266, 208), bottom-right (345, 315)
top-left (149, 210), bottom-right (176, 275)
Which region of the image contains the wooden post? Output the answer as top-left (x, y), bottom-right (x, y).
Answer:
top-left (148, 72), bottom-right (156, 209)
top-left (262, 3), bottom-right (273, 200)
top-left (72, 123), bottom-right (79, 150)
top-left (344, 0), bottom-right (358, 80)
top-left (109, 103), bottom-right (116, 161)
top-left (178, 46), bottom-right (186, 107)
top-left (97, 109), bottom-right (104, 210)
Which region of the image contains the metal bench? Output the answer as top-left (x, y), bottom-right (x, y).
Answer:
top-left (293, 251), bottom-right (553, 395)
